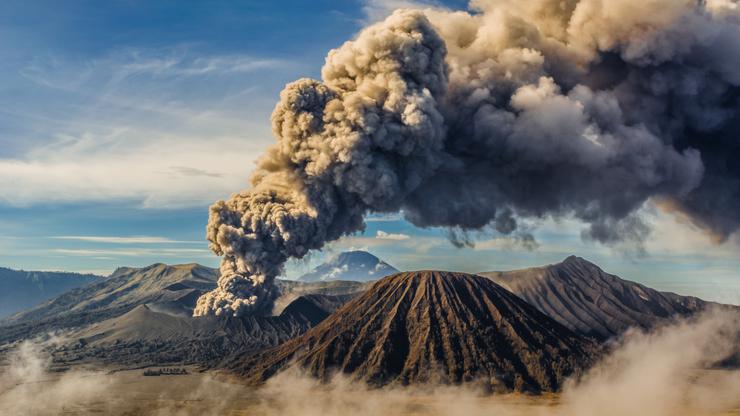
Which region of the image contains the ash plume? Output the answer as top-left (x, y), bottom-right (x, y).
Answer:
top-left (195, 1), bottom-right (740, 316)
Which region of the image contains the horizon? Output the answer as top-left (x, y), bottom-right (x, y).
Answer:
top-left (5, 252), bottom-right (739, 306)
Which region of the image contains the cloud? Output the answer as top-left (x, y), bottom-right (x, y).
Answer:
top-left (471, 236), bottom-right (538, 251)
top-left (375, 230), bottom-right (411, 240)
top-left (364, 213), bottom-right (404, 222)
top-left (169, 166), bottom-right (223, 178)
top-left (116, 51), bottom-right (285, 78)
top-left (361, 0), bottom-right (445, 22)
top-left (52, 247), bottom-right (212, 257)
top-left (19, 48), bottom-right (286, 89)
top-left (0, 137), bottom-right (260, 208)
top-left (50, 235), bottom-right (198, 244)
top-left (0, 47), bottom-right (289, 208)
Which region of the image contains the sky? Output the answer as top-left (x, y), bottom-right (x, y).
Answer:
top-left (0, 0), bottom-right (738, 304)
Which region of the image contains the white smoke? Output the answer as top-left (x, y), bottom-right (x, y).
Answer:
top-left (1, 310), bottom-right (738, 414)
top-left (196, 1), bottom-right (740, 316)
top-left (252, 309), bottom-right (740, 416)
top-left (0, 339), bottom-right (249, 415)
top-left (0, 340), bottom-right (113, 415)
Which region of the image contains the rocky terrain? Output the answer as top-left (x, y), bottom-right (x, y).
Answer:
top-left (0, 262), bottom-right (369, 345)
top-left (3, 256), bottom-right (734, 375)
top-left (480, 256), bottom-right (713, 339)
top-left (47, 294), bottom-right (346, 369)
top-left (234, 271), bottom-right (597, 393)
top-left (0, 261), bottom-right (371, 368)
top-left (0, 267), bottom-right (100, 319)
top-left (297, 250), bottom-right (398, 282)
top-left (272, 279), bottom-right (370, 315)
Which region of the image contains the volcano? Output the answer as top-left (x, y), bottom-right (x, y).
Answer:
top-left (296, 250), bottom-right (398, 282)
top-left (233, 271), bottom-right (597, 392)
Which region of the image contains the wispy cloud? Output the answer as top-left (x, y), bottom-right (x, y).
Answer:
top-left (20, 47), bottom-right (287, 90)
top-left (0, 46), bottom-right (298, 208)
top-left (365, 213), bottom-right (403, 222)
top-left (168, 166), bottom-right (223, 178)
top-left (375, 230), bottom-right (410, 240)
top-left (361, 0), bottom-right (446, 22)
top-left (53, 248), bottom-right (211, 257)
top-left (50, 235), bottom-right (199, 244)
top-left (118, 51), bottom-right (284, 77)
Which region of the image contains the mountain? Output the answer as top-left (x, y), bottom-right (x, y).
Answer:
top-left (480, 256), bottom-right (712, 340)
top-left (0, 263), bottom-right (366, 345)
top-left (3, 263), bottom-right (217, 326)
top-left (49, 294), bottom-right (348, 369)
top-left (0, 267), bottom-right (100, 319)
top-left (296, 251), bottom-right (398, 282)
top-left (233, 271), bottom-right (596, 393)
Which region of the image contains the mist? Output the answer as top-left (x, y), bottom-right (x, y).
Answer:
top-left (253, 309), bottom-right (740, 416)
top-left (2, 308), bottom-right (738, 415)
top-left (0, 339), bottom-right (113, 415)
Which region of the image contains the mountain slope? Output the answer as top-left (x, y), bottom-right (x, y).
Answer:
top-left (480, 256), bottom-right (711, 339)
top-left (0, 268), bottom-right (100, 319)
top-left (7, 260), bottom-right (373, 327)
top-left (297, 251), bottom-right (398, 282)
top-left (234, 271), bottom-right (596, 393)
top-left (0, 263), bottom-right (367, 345)
top-left (272, 279), bottom-right (371, 314)
top-left (3, 263), bottom-right (217, 325)
top-left (50, 294), bottom-right (346, 368)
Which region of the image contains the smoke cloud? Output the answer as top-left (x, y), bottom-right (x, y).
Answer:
top-left (195, 0), bottom-right (740, 316)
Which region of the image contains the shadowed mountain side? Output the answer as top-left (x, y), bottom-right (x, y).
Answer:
top-left (272, 280), bottom-right (371, 315)
top-left (0, 268), bottom-right (101, 319)
top-left (480, 256), bottom-right (713, 340)
top-left (232, 271), bottom-right (597, 393)
top-left (49, 294), bottom-right (347, 368)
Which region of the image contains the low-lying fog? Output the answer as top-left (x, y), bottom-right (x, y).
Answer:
top-left (1, 309), bottom-right (739, 416)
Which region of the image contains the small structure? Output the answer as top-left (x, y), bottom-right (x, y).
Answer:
top-left (142, 367), bottom-right (188, 376)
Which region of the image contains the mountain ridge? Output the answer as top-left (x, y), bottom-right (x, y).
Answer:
top-left (0, 262), bottom-right (368, 346)
top-left (47, 294), bottom-right (346, 369)
top-left (0, 267), bottom-right (101, 319)
top-left (480, 256), bottom-right (713, 339)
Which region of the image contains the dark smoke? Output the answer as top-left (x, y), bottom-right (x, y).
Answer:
top-left (195, 1), bottom-right (740, 316)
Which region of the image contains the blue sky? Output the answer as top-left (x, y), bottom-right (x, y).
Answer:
top-left (0, 0), bottom-right (738, 304)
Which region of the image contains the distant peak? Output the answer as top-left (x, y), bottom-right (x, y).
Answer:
top-left (336, 250), bottom-right (378, 260)
top-left (561, 255), bottom-right (593, 266)
top-left (297, 250), bottom-right (397, 282)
